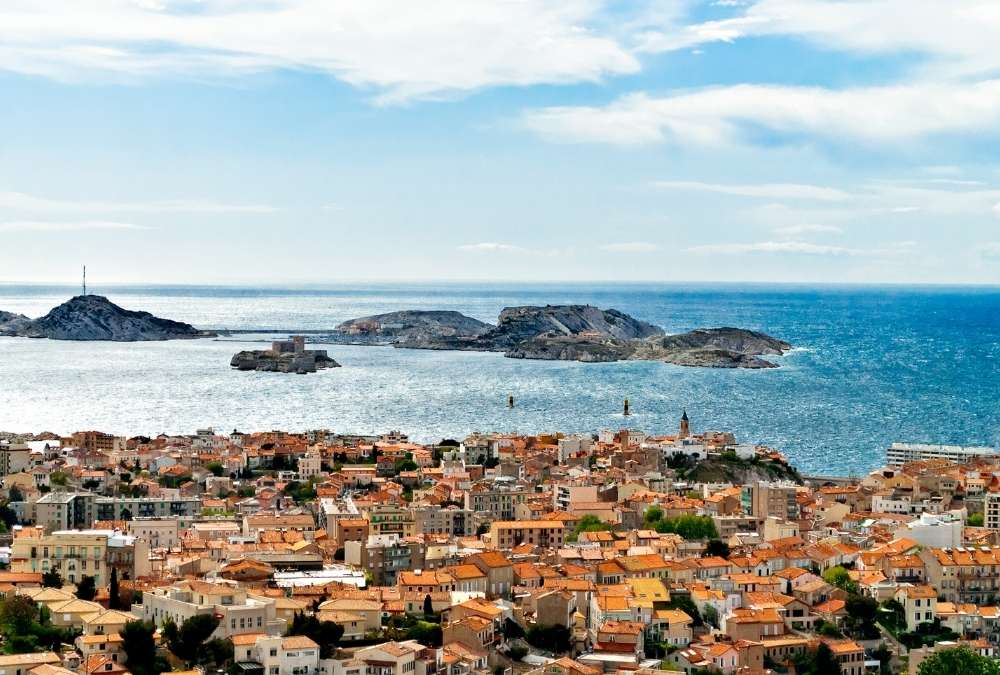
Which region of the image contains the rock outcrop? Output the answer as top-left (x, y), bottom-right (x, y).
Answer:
top-left (9, 295), bottom-right (211, 341)
top-left (332, 310), bottom-right (491, 345)
top-left (231, 348), bottom-right (340, 373)
top-left (232, 336), bottom-right (340, 374)
top-left (334, 304), bottom-right (791, 368)
top-left (0, 310), bottom-right (31, 336)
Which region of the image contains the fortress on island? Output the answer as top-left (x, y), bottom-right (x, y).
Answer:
top-left (230, 335), bottom-right (340, 374)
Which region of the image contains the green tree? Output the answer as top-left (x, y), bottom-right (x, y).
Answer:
top-left (423, 594), bottom-right (434, 616)
top-left (121, 620), bottom-right (169, 675)
top-left (969, 512), bottom-right (985, 527)
top-left (50, 471), bottom-right (68, 486)
top-left (702, 604), bottom-right (719, 628)
top-left (109, 567), bottom-right (121, 610)
top-left (42, 570), bottom-right (63, 588)
top-left (507, 645), bottom-right (528, 661)
top-left (75, 575), bottom-right (97, 601)
top-left (644, 505), bottom-right (664, 525)
top-left (206, 462), bottom-right (225, 477)
top-left (524, 624), bottom-right (572, 653)
top-left (164, 614), bottom-right (220, 664)
top-left (703, 539), bottom-right (730, 558)
top-left (793, 643), bottom-right (841, 675)
top-left (652, 514), bottom-right (718, 540)
top-left (822, 566), bottom-right (857, 593)
top-left (287, 612), bottom-right (346, 658)
top-left (918, 646), bottom-right (1000, 675)
top-left (8, 485), bottom-right (24, 502)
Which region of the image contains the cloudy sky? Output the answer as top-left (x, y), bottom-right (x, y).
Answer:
top-left (3, 0), bottom-right (1000, 284)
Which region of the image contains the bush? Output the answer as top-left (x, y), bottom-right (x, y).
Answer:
top-left (507, 645), bottom-right (528, 661)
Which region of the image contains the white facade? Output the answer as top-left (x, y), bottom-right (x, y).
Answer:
top-left (886, 442), bottom-right (997, 466)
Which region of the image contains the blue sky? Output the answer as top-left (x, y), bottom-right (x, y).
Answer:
top-left (2, 0), bottom-right (1000, 284)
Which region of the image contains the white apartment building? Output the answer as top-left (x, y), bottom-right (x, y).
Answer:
top-left (886, 442), bottom-right (997, 466)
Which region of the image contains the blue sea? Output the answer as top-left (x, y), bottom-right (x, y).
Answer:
top-left (1, 282), bottom-right (998, 476)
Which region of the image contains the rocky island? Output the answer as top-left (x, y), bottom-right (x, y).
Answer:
top-left (330, 304), bottom-right (791, 368)
top-left (231, 336), bottom-right (340, 374)
top-left (0, 295), bottom-right (213, 341)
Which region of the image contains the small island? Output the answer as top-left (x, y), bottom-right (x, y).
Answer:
top-left (0, 295), bottom-right (213, 341)
top-left (231, 336), bottom-right (340, 374)
top-left (327, 304), bottom-right (791, 368)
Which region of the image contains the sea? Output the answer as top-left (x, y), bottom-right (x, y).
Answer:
top-left (1, 282), bottom-right (998, 476)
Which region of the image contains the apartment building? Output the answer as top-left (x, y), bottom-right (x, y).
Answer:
top-left (920, 546), bottom-right (1000, 604)
top-left (10, 528), bottom-right (150, 584)
top-left (142, 579), bottom-right (284, 638)
top-left (367, 505), bottom-right (416, 538)
top-left (741, 483), bottom-right (800, 521)
top-left (464, 483), bottom-right (530, 520)
top-left (413, 506), bottom-right (473, 537)
top-left (887, 443), bottom-right (997, 466)
top-left (488, 521), bottom-right (565, 550)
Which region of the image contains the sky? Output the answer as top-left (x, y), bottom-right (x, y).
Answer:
top-left (2, 1), bottom-right (1000, 285)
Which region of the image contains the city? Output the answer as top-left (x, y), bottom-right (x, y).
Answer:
top-left (0, 416), bottom-right (995, 675)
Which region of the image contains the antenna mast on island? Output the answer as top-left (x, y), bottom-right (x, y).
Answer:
top-left (82, 265), bottom-right (87, 296)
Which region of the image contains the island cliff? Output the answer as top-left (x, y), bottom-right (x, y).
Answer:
top-left (331, 305), bottom-right (791, 368)
top-left (1, 295), bottom-right (212, 341)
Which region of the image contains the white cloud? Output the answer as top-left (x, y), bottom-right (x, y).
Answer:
top-left (0, 191), bottom-right (276, 214)
top-left (772, 224), bottom-right (843, 236)
top-left (0, 1), bottom-right (639, 103)
top-left (0, 220), bottom-right (149, 232)
top-left (601, 242), bottom-right (659, 253)
top-left (980, 242), bottom-right (1000, 259)
top-left (686, 240), bottom-right (915, 257)
top-left (639, 0), bottom-right (1000, 80)
top-left (523, 81), bottom-right (1000, 146)
top-left (457, 242), bottom-right (525, 253)
top-left (653, 180), bottom-right (851, 201)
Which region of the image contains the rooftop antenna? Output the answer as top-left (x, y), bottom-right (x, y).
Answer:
top-left (82, 265), bottom-right (87, 296)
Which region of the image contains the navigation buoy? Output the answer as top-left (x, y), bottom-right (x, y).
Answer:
top-left (623, 398), bottom-right (630, 416)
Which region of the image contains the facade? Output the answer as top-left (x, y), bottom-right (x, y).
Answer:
top-left (741, 483), bottom-right (800, 521)
top-left (887, 443), bottom-right (997, 466)
top-left (11, 530), bottom-right (109, 585)
top-left (142, 580), bottom-right (284, 638)
top-left (488, 521), bottom-right (565, 550)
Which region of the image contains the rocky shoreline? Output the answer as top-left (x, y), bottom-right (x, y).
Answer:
top-left (326, 305), bottom-right (791, 368)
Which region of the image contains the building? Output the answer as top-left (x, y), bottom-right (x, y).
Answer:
top-left (95, 496), bottom-right (201, 522)
top-left (0, 441), bottom-right (30, 476)
top-left (465, 484), bottom-right (530, 520)
top-left (887, 443), bottom-right (997, 466)
top-left (367, 505), bottom-right (416, 538)
top-left (142, 579), bottom-right (284, 638)
top-left (11, 530), bottom-right (109, 585)
top-left (985, 492), bottom-right (1000, 531)
top-left (127, 518), bottom-right (180, 549)
top-left (741, 483), bottom-right (800, 521)
top-left (414, 506), bottom-right (473, 537)
top-left (489, 521), bottom-right (565, 550)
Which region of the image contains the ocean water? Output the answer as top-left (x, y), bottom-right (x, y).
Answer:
top-left (1, 282), bottom-right (998, 475)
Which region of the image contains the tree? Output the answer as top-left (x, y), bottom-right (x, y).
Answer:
top-left (50, 471), bottom-right (68, 486)
top-left (651, 514), bottom-right (718, 540)
top-left (525, 624), bottom-right (572, 654)
top-left (42, 570), bottom-right (63, 588)
top-left (969, 512), bottom-right (985, 527)
top-left (702, 604), bottom-right (719, 629)
top-left (917, 647), bottom-right (1000, 675)
top-left (423, 594), bottom-right (434, 616)
top-left (287, 612), bottom-right (346, 658)
top-left (76, 575), bottom-right (97, 601)
top-left (644, 505), bottom-right (664, 525)
top-left (822, 566), bottom-right (857, 593)
top-left (703, 539), bottom-right (730, 558)
top-left (109, 567), bottom-right (122, 610)
top-left (121, 620), bottom-right (169, 675)
top-left (165, 614), bottom-right (220, 664)
top-left (8, 485), bottom-right (24, 502)
top-left (206, 462), bottom-right (225, 477)
top-left (793, 643), bottom-right (841, 675)
top-left (507, 645), bottom-right (528, 661)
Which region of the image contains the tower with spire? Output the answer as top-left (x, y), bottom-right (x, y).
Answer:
top-left (679, 410), bottom-right (690, 439)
